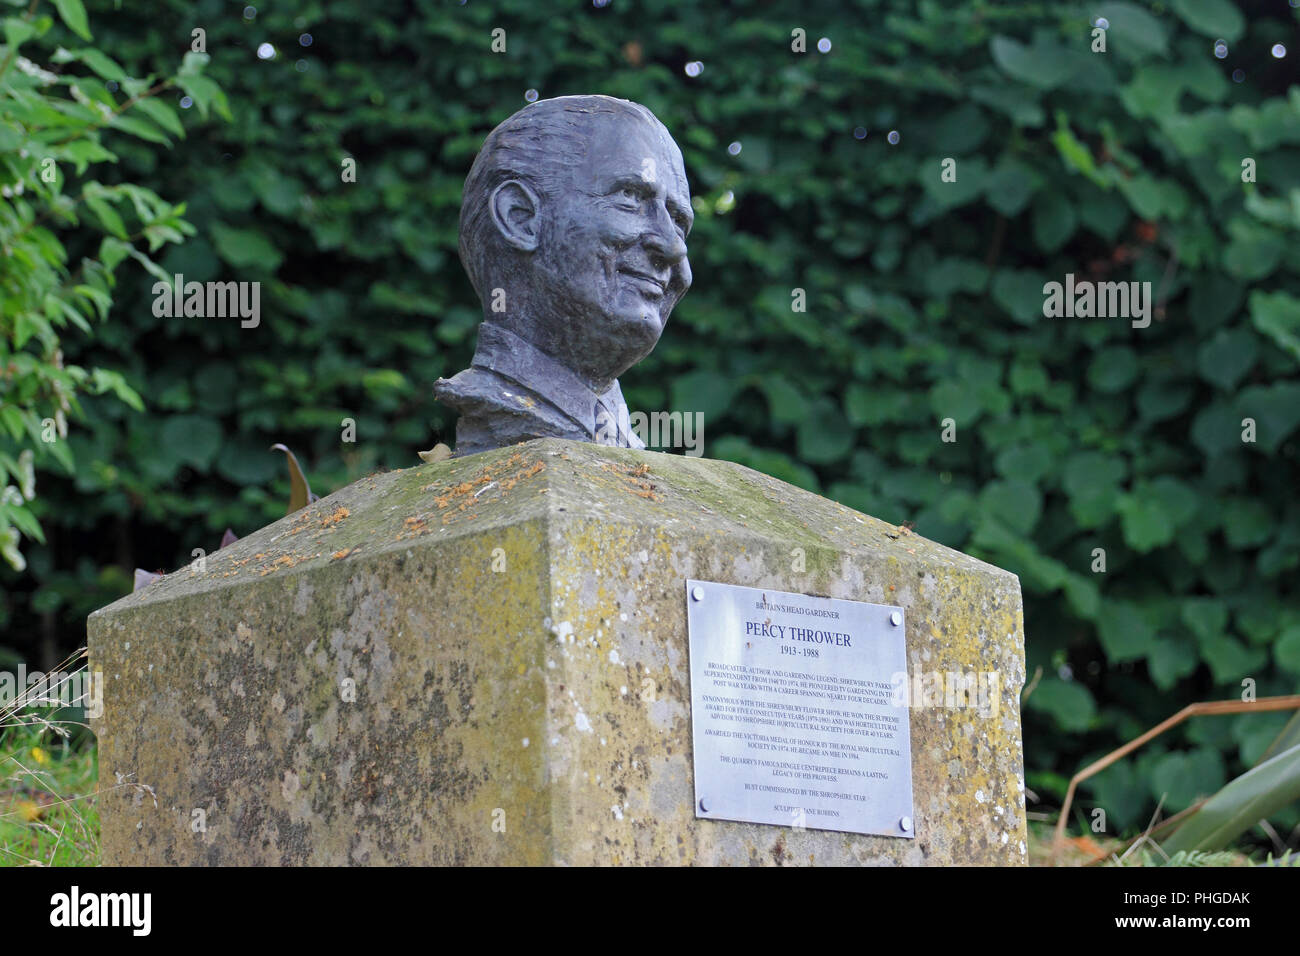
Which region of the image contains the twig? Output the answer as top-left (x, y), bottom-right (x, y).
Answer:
top-left (1053, 694), bottom-right (1300, 846)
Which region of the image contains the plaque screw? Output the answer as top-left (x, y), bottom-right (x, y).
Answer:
top-left (691, 586), bottom-right (704, 602)
top-left (890, 611), bottom-right (902, 627)
top-left (900, 816), bottom-right (912, 832)
top-left (699, 797), bottom-right (710, 813)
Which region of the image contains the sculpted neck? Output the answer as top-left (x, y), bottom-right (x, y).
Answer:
top-left (484, 311), bottom-right (626, 396)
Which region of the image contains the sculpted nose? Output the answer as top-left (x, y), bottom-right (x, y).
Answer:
top-left (643, 204), bottom-right (688, 267)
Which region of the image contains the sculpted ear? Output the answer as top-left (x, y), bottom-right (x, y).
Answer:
top-left (489, 179), bottom-right (541, 252)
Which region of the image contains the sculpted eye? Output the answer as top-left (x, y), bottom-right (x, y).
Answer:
top-left (618, 186), bottom-right (641, 202)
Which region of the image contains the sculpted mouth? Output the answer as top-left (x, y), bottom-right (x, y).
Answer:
top-left (618, 268), bottom-right (668, 296)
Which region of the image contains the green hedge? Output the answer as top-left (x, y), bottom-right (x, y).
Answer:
top-left (3, 0), bottom-right (1299, 838)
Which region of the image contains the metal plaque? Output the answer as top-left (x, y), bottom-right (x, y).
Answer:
top-left (685, 579), bottom-right (914, 838)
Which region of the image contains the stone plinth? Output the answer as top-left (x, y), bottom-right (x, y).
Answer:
top-left (89, 438), bottom-right (1027, 865)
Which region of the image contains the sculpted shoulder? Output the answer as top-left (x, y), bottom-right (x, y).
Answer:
top-left (434, 367), bottom-right (589, 455)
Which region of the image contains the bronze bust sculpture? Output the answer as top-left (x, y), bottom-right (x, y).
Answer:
top-left (435, 95), bottom-right (693, 455)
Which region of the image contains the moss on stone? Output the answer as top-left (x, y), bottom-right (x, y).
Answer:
top-left (91, 438), bottom-right (1026, 865)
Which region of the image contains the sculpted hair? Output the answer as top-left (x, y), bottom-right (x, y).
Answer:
top-left (458, 95), bottom-right (664, 298)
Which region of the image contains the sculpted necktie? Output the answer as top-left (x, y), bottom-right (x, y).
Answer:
top-left (595, 397), bottom-right (622, 445)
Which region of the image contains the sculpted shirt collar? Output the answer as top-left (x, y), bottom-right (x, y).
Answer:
top-left (470, 322), bottom-right (629, 433)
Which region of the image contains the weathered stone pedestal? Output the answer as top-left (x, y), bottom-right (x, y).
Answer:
top-left (89, 438), bottom-right (1027, 865)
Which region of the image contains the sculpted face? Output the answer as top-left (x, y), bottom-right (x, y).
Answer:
top-left (529, 113), bottom-right (693, 383)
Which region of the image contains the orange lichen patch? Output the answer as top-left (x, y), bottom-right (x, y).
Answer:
top-left (256, 554), bottom-right (303, 576)
top-left (420, 453), bottom-right (547, 526)
top-left (599, 461), bottom-right (662, 502)
top-left (330, 547), bottom-right (359, 561)
top-left (499, 459), bottom-right (544, 492)
top-left (321, 506), bottom-right (350, 528)
top-left (284, 514), bottom-right (313, 535)
top-left (395, 515), bottom-right (431, 541)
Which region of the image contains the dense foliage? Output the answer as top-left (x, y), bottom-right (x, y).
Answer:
top-left (0, 0), bottom-right (223, 569)
top-left (3, 0), bottom-right (1299, 839)
top-left (1, 0), bottom-right (223, 663)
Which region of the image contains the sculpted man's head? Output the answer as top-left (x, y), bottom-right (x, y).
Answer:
top-left (459, 94), bottom-right (693, 389)
top-left (434, 94), bottom-right (694, 455)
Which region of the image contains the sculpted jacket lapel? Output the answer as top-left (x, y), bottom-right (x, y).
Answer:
top-left (467, 323), bottom-right (642, 447)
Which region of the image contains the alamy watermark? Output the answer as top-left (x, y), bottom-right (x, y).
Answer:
top-left (1042, 274), bottom-right (1151, 328)
top-left (596, 407), bottom-right (704, 456)
top-left (890, 669), bottom-right (1001, 718)
top-left (0, 664), bottom-right (102, 719)
top-left (151, 273), bottom-right (260, 328)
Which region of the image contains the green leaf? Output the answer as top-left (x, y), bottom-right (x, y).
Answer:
top-left (1223, 218), bottom-right (1285, 280)
top-left (4, 16), bottom-right (38, 47)
top-left (84, 194), bottom-right (127, 239)
top-left (1066, 452), bottom-right (1128, 528)
top-left (1180, 598), bottom-right (1228, 643)
top-left (1237, 382), bottom-right (1300, 453)
top-left (210, 222), bottom-right (284, 272)
top-left (925, 258), bottom-right (987, 299)
top-left (978, 479), bottom-right (1042, 536)
top-left (1082, 761), bottom-right (1149, 833)
top-left (1024, 678), bottom-right (1095, 732)
top-left (1190, 401), bottom-right (1243, 457)
top-left (669, 369), bottom-right (740, 420)
top-left (90, 368), bottom-right (144, 411)
top-left (991, 269), bottom-right (1045, 325)
top-left (1032, 190), bottom-right (1077, 252)
top-left (1259, 712), bottom-right (1300, 764)
top-left (1117, 492), bottom-right (1175, 552)
top-left (133, 97), bottom-right (185, 138)
top-left (1221, 497), bottom-right (1273, 548)
top-left (1274, 626), bottom-right (1300, 676)
top-left (796, 399), bottom-right (853, 465)
top-left (1171, 0), bottom-right (1246, 43)
top-left (984, 159), bottom-right (1037, 216)
top-left (1087, 346), bottom-right (1139, 393)
top-left (109, 112), bottom-right (171, 145)
top-left (1096, 2), bottom-right (1170, 60)
top-left (1197, 328), bottom-right (1258, 390)
top-left (127, 247), bottom-right (175, 285)
top-left (178, 51), bottom-right (210, 76)
top-left (77, 48), bottom-right (127, 83)
top-left (990, 35), bottom-right (1077, 90)
top-left (1250, 291), bottom-right (1300, 363)
top-left (4, 501), bottom-right (46, 544)
top-left (53, 0), bottom-right (91, 41)
top-left (759, 377), bottom-right (809, 425)
top-left (1063, 452), bottom-right (1127, 502)
top-left (159, 414), bottom-right (222, 469)
top-left (177, 73), bottom-right (231, 121)
top-left (1098, 601), bottom-right (1155, 662)
top-left (1162, 743), bottom-right (1300, 854)
top-left (1150, 748), bottom-right (1225, 813)
top-left (1148, 638), bottom-right (1199, 690)
top-left (1198, 635), bottom-right (1266, 683)
top-left (1121, 66), bottom-right (1184, 119)
top-left (1060, 455), bottom-right (1123, 496)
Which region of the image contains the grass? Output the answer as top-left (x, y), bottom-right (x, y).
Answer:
top-left (0, 654), bottom-right (100, 867)
top-left (1027, 818), bottom-right (1269, 867)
